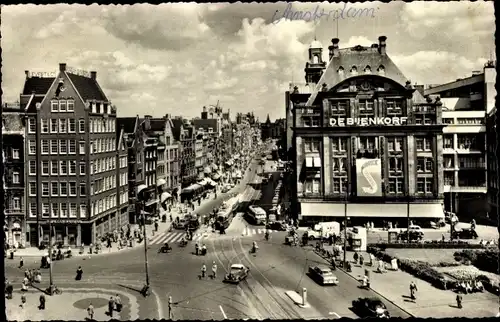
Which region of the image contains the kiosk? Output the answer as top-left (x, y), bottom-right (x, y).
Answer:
top-left (347, 226), bottom-right (367, 252)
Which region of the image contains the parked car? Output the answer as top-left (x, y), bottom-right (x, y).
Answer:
top-left (352, 297), bottom-right (390, 318)
top-left (173, 219), bottom-right (188, 230)
top-left (397, 230), bottom-right (424, 242)
top-left (452, 228), bottom-right (478, 239)
top-left (266, 221), bottom-right (287, 231)
top-left (308, 265), bottom-right (339, 285)
top-left (224, 264), bottom-right (250, 284)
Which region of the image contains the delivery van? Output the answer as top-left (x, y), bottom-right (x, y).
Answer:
top-left (306, 221), bottom-right (341, 240)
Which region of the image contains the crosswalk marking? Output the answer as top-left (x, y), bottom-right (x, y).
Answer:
top-left (149, 231), bottom-right (205, 245)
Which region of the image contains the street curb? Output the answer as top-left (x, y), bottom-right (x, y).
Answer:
top-left (312, 249), bottom-right (415, 318)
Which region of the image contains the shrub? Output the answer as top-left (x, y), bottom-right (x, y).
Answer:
top-left (454, 249), bottom-right (500, 275)
top-left (369, 242), bottom-right (484, 250)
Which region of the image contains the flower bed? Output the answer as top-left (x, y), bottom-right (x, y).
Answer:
top-left (454, 249), bottom-right (500, 274)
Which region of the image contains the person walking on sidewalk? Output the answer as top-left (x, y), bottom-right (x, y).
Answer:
top-left (19, 257), bottom-right (24, 269)
top-left (20, 295), bottom-right (26, 308)
top-left (108, 296), bottom-right (115, 318)
top-left (75, 266), bottom-right (83, 281)
top-left (201, 264), bottom-right (207, 278)
top-left (39, 294), bottom-right (46, 310)
top-left (212, 262), bottom-right (217, 279)
top-left (456, 294), bottom-right (463, 309)
top-left (154, 221), bottom-right (159, 232)
top-left (115, 294), bottom-right (122, 312)
top-left (87, 302), bottom-right (95, 320)
top-left (410, 281), bottom-right (418, 301)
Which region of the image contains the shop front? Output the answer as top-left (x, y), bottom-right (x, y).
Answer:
top-left (4, 218), bottom-right (25, 248)
top-left (299, 202), bottom-right (444, 228)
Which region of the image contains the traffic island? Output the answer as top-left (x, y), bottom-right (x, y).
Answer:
top-left (284, 289), bottom-right (310, 308)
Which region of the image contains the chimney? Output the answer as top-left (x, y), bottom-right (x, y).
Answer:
top-left (90, 71), bottom-right (97, 80)
top-left (25, 70), bottom-right (30, 79)
top-left (59, 63), bottom-right (67, 72)
top-left (203, 106), bottom-right (207, 112)
top-left (164, 114), bottom-right (170, 120)
top-left (144, 115), bottom-right (152, 131)
top-left (328, 38), bottom-right (340, 60)
top-left (378, 36), bottom-right (387, 55)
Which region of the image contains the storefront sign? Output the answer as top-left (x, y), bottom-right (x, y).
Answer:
top-left (38, 220), bottom-right (84, 224)
top-left (356, 159), bottom-right (382, 197)
top-left (29, 71), bottom-right (57, 78)
top-left (329, 116), bottom-right (408, 127)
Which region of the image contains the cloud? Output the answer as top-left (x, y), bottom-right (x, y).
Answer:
top-left (342, 36), bottom-right (373, 48)
top-left (102, 4), bottom-right (212, 51)
top-left (392, 51), bottom-right (488, 84)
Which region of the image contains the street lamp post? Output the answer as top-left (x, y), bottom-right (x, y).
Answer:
top-left (137, 184), bottom-right (151, 296)
top-left (343, 178), bottom-right (348, 268)
top-left (47, 216), bottom-right (55, 295)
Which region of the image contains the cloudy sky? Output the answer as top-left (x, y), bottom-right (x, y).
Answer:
top-left (1, 2), bottom-right (495, 121)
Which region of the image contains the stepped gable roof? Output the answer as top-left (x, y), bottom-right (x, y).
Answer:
top-left (149, 119), bottom-right (166, 132)
top-left (67, 73), bottom-right (108, 102)
top-left (306, 46), bottom-right (408, 106)
top-left (170, 118), bottom-right (184, 141)
top-left (22, 77), bottom-right (55, 95)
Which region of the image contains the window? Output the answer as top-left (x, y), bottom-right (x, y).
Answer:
top-left (12, 148), bottom-right (20, 159)
top-left (332, 137), bottom-right (347, 152)
top-left (59, 119), bottom-right (67, 133)
top-left (305, 178), bottom-right (321, 193)
top-left (60, 182), bottom-right (68, 196)
top-left (387, 137), bottom-right (403, 152)
top-left (51, 100), bottom-right (59, 112)
top-left (29, 140), bottom-right (36, 155)
top-left (444, 173), bottom-right (455, 186)
top-left (41, 119), bottom-right (49, 133)
top-left (29, 182), bottom-right (36, 196)
top-left (29, 203), bottom-right (37, 218)
top-left (80, 204), bottom-right (87, 218)
top-left (67, 100), bottom-right (75, 112)
top-left (51, 203), bottom-right (59, 218)
top-left (69, 161), bottom-right (76, 175)
top-left (79, 141), bottom-right (85, 154)
top-left (304, 138), bottom-right (320, 153)
top-left (51, 182), bottom-right (59, 196)
top-left (359, 137), bottom-right (376, 151)
top-left (60, 203), bottom-right (68, 217)
top-left (29, 160), bottom-right (36, 175)
top-left (386, 99), bottom-right (403, 115)
top-left (12, 197), bottom-right (21, 210)
top-left (50, 119), bottom-right (58, 133)
top-left (331, 100), bottom-right (348, 113)
top-left (417, 157), bottom-right (433, 172)
top-left (333, 158), bottom-right (347, 172)
top-left (69, 203), bottom-right (77, 218)
top-left (42, 182), bottom-right (49, 196)
top-left (42, 161), bottom-right (49, 175)
top-left (387, 178), bottom-right (404, 194)
top-left (12, 171), bottom-right (20, 184)
top-left (68, 119), bottom-right (76, 133)
top-left (69, 182), bottom-right (77, 196)
top-left (80, 183), bottom-right (86, 196)
top-left (28, 118), bottom-right (36, 133)
top-left (443, 136), bottom-right (453, 149)
top-left (69, 140), bottom-right (76, 154)
top-left (60, 161), bottom-right (68, 175)
top-left (79, 119), bottom-right (85, 133)
top-left (415, 137), bottom-right (432, 151)
top-left (42, 203), bottom-right (50, 218)
top-left (425, 179), bottom-right (433, 193)
top-left (389, 157), bottom-right (403, 173)
top-left (50, 140), bottom-right (57, 154)
top-left (41, 140), bottom-right (49, 155)
top-left (359, 99), bottom-right (374, 115)
top-left (59, 140), bottom-right (67, 154)
top-left (59, 100), bottom-right (67, 112)
top-left (416, 178), bottom-right (433, 194)
top-left (333, 177), bottom-right (347, 193)
top-left (51, 161), bottom-right (58, 175)
top-left (80, 162), bottom-right (86, 175)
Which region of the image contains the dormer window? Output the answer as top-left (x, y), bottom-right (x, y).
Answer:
top-left (364, 66), bottom-right (371, 74)
top-left (312, 55), bottom-right (319, 64)
top-left (377, 65), bottom-right (385, 76)
top-left (350, 66), bottom-right (358, 76)
top-left (107, 105), bottom-right (111, 114)
top-left (337, 67), bottom-right (344, 77)
top-left (92, 103), bottom-right (97, 113)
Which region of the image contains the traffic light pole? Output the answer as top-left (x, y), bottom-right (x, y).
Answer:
top-left (142, 200), bottom-right (151, 296)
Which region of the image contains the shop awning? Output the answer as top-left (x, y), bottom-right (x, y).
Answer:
top-left (347, 203), bottom-right (407, 217)
top-left (160, 192), bottom-right (172, 203)
top-left (204, 166), bottom-right (212, 174)
top-left (157, 178), bottom-right (167, 186)
top-left (409, 203), bottom-right (445, 218)
top-left (300, 203), bottom-right (346, 217)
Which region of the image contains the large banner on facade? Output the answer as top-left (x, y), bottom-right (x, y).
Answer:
top-left (356, 159), bottom-right (382, 197)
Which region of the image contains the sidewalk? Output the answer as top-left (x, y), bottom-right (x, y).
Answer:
top-left (316, 247), bottom-right (498, 318)
top-left (10, 191), bottom-right (220, 259)
top-left (6, 286), bottom-right (139, 321)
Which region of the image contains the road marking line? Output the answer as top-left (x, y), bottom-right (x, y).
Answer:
top-left (164, 232), bottom-right (181, 243)
top-left (219, 305), bottom-right (228, 319)
top-left (169, 233), bottom-right (184, 243)
top-left (150, 232), bottom-right (166, 244)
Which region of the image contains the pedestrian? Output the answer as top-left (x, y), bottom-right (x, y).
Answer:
top-left (201, 264), bottom-right (207, 278)
top-left (353, 252), bottom-right (359, 264)
top-left (87, 302), bottom-right (95, 320)
top-left (75, 266), bottom-right (83, 281)
top-left (20, 295), bottom-right (26, 309)
top-left (212, 262), bottom-right (217, 279)
top-left (19, 257), bottom-right (24, 269)
top-left (39, 294), bottom-right (46, 310)
top-left (107, 238), bottom-right (112, 248)
top-left (154, 221), bottom-right (159, 232)
top-left (108, 296), bottom-right (115, 318)
top-left (456, 294), bottom-right (463, 309)
top-left (410, 281), bottom-right (417, 300)
top-left (359, 254), bottom-right (364, 266)
top-left (89, 243), bottom-right (93, 254)
top-left (115, 294), bottom-right (122, 312)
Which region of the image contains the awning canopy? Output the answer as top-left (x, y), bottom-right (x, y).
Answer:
top-left (207, 178), bottom-right (217, 186)
top-left (157, 178), bottom-right (167, 186)
top-left (347, 203), bottom-right (407, 217)
top-left (301, 203), bottom-right (346, 217)
top-left (204, 166), bottom-right (212, 174)
top-left (145, 199), bottom-right (159, 207)
top-left (409, 203), bottom-right (445, 218)
top-left (160, 192), bottom-right (172, 203)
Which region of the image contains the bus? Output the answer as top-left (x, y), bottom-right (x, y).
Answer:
top-left (247, 205), bottom-right (267, 225)
top-left (215, 197), bottom-right (239, 230)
